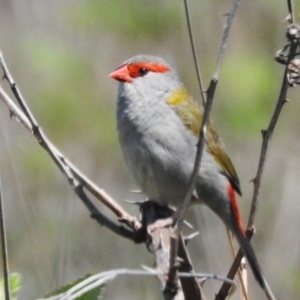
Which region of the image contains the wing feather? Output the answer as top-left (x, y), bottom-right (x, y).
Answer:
top-left (166, 86), bottom-right (241, 195)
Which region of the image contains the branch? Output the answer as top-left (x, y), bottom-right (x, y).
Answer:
top-left (287, 0), bottom-right (294, 23)
top-left (216, 1), bottom-right (299, 298)
top-left (0, 51), bottom-right (140, 242)
top-left (177, 234), bottom-right (204, 299)
top-left (183, 0), bottom-right (205, 105)
top-left (39, 268), bottom-right (235, 300)
top-left (168, 0), bottom-right (240, 296)
top-left (140, 201), bottom-right (203, 299)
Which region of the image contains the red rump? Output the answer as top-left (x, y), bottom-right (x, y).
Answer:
top-left (227, 182), bottom-right (245, 236)
top-left (127, 62), bottom-right (170, 78)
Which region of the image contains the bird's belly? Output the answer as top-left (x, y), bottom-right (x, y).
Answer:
top-left (120, 131), bottom-right (195, 205)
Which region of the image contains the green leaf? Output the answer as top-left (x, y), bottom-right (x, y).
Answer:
top-left (9, 273), bottom-right (21, 300)
top-left (0, 273), bottom-right (21, 300)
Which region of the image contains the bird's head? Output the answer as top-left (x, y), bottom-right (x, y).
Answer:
top-left (109, 55), bottom-right (184, 105)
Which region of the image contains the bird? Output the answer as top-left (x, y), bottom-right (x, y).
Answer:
top-left (109, 55), bottom-right (274, 298)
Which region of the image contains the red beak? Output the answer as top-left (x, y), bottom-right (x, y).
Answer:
top-left (109, 64), bottom-right (132, 83)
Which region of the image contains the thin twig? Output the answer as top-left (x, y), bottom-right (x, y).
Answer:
top-left (0, 49), bottom-right (39, 133)
top-left (175, 0), bottom-right (240, 236)
top-left (0, 59), bottom-right (120, 226)
top-left (217, 1), bottom-right (297, 298)
top-left (168, 0), bottom-right (240, 295)
top-left (0, 51), bottom-right (140, 241)
top-left (247, 52), bottom-right (295, 229)
top-left (183, 0), bottom-right (206, 105)
top-left (214, 0), bottom-right (240, 78)
top-left (226, 230), bottom-right (248, 300)
top-left (177, 79), bottom-right (217, 232)
top-left (216, 230), bottom-right (253, 300)
top-left (239, 258), bottom-right (248, 300)
top-left (39, 268), bottom-right (236, 300)
top-left (287, 0), bottom-right (294, 23)
top-left (167, 66), bottom-right (217, 300)
top-left (0, 172), bottom-right (11, 300)
top-left (247, 0), bottom-right (296, 230)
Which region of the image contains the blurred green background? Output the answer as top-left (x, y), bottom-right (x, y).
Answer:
top-left (1, 0), bottom-right (300, 299)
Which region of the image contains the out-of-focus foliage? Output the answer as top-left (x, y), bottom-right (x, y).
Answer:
top-left (218, 52), bottom-right (276, 136)
top-left (0, 273), bottom-right (21, 300)
top-left (24, 40), bottom-right (117, 150)
top-left (68, 0), bottom-right (182, 40)
top-left (1, 0), bottom-right (300, 299)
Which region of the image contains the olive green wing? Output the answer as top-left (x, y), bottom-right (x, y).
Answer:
top-left (166, 86), bottom-right (202, 135)
top-left (166, 86), bottom-right (241, 195)
top-left (206, 122), bottom-right (242, 196)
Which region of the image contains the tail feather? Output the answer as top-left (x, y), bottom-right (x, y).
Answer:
top-left (227, 183), bottom-right (267, 289)
top-left (231, 219), bottom-right (266, 289)
top-left (232, 220), bottom-right (276, 300)
top-left (227, 182), bottom-right (276, 298)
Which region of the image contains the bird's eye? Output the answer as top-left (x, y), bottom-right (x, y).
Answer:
top-left (138, 67), bottom-right (149, 77)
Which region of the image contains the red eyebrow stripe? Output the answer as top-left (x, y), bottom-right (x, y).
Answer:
top-left (127, 62), bottom-right (170, 78)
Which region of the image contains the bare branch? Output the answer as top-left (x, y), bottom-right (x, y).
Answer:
top-left (287, 0), bottom-right (294, 23)
top-left (217, 1), bottom-right (298, 298)
top-left (0, 51), bottom-right (140, 242)
top-left (141, 202), bottom-right (203, 299)
top-left (216, 229), bottom-right (253, 300)
top-left (247, 12), bottom-right (298, 230)
top-left (39, 268), bottom-right (235, 300)
top-left (214, 0), bottom-right (240, 79)
top-left (226, 230), bottom-right (248, 300)
top-left (177, 234), bottom-right (204, 299)
top-left (183, 0), bottom-right (206, 105)
top-left (168, 2), bottom-right (240, 294)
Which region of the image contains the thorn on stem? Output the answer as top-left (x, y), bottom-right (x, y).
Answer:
top-left (250, 177), bottom-right (256, 184)
top-left (198, 277), bottom-right (207, 286)
top-left (245, 226), bottom-right (256, 235)
top-left (283, 13), bottom-right (292, 24)
top-left (261, 129), bottom-right (267, 138)
top-left (183, 231), bottom-right (199, 245)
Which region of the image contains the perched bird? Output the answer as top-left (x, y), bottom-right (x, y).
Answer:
top-left (110, 55), bottom-right (274, 297)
